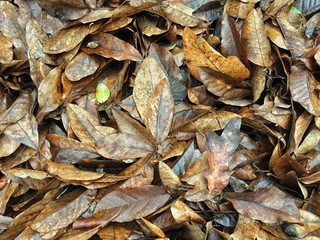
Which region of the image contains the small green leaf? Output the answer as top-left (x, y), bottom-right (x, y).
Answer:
top-left (290, 6), bottom-right (302, 15)
top-left (96, 82), bottom-right (110, 103)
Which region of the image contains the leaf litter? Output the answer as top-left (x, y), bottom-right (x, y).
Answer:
top-left (0, 0), bottom-right (320, 239)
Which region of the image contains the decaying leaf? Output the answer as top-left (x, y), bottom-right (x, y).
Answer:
top-left (94, 185), bottom-right (170, 222)
top-left (204, 118), bottom-right (243, 195)
top-left (95, 133), bottom-right (154, 160)
top-left (226, 186), bottom-right (300, 224)
top-left (242, 9), bottom-right (275, 67)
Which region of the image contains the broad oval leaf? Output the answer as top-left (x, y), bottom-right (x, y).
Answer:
top-left (31, 189), bottom-right (96, 233)
top-left (290, 65), bottom-right (320, 116)
top-left (95, 133), bottom-right (154, 160)
top-left (82, 32), bottom-right (142, 61)
top-left (242, 9), bottom-right (275, 67)
top-left (226, 186), bottom-right (300, 224)
top-left (94, 185), bottom-right (170, 222)
top-left (133, 56), bottom-right (167, 123)
top-left (43, 25), bottom-right (89, 54)
top-left (146, 78), bottom-right (174, 143)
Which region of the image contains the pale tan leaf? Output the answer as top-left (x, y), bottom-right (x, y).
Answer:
top-left (95, 133), bottom-right (154, 160)
top-left (31, 189), bottom-right (96, 233)
top-left (140, 217), bottom-right (167, 239)
top-left (146, 78), bottom-right (174, 143)
top-left (161, 1), bottom-right (202, 27)
top-left (290, 65), bottom-right (320, 116)
top-left (158, 161), bottom-right (182, 194)
top-left (43, 25), bottom-right (89, 54)
top-left (133, 56), bottom-right (167, 123)
top-left (171, 200), bottom-right (205, 224)
top-left (45, 161), bottom-right (104, 182)
top-left (65, 52), bottom-right (99, 81)
top-left (242, 9), bottom-right (275, 67)
top-left (94, 185), bottom-right (170, 222)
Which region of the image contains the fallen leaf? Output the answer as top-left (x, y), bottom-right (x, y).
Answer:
top-left (226, 186), bottom-right (300, 224)
top-left (290, 65), bottom-right (320, 116)
top-left (204, 118), bottom-right (243, 195)
top-left (95, 133), bottom-right (154, 160)
top-left (43, 25), bottom-right (89, 54)
top-left (82, 32), bottom-right (143, 61)
top-left (171, 200), bottom-right (205, 223)
top-left (241, 8), bottom-right (275, 67)
top-left (146, 78), bottom-right (174, 143)
top-left (94, 185), bottom-right (170, 222)
top-left (31, 189), bottom-right (96, 233)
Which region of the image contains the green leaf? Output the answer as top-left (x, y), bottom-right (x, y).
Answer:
top-left (96, 82), bottom-right (110, 103)
top-left (290, 6), bottom-right (302, 15)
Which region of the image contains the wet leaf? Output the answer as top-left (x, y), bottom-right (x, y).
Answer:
top-left (133, 56), bottom-right (167, 122)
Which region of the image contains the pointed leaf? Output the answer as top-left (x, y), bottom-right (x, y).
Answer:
top-left (290, 65), bottom-right (320, 116)
top-left (95, 133), bottom-right (154, 160)
top-left (242, 9), bottom-right (275, 67)
top-left (146, 78), bottom-right (174, 143)
top-left (82, 32), bottom-right (142, 61)
top-left (226, 187), bottom-right (300, 224)
top-left (133, 56), bottom-right (167, 122)
top-left (94, 185), bottom-right (170, 222)
top-left (31, 189), bottom-right (96, 233)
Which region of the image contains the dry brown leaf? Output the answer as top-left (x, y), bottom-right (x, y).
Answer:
top-left (140, 217), bottom-right (167, 239)
top-left (290, 65), bottom-right (320, 116)
top-left (4, 113), bottom-right (39, 150)
top-left (31, 189), bottom-right (96, 233)
top-left (45, 160), bottom-right (104, 182)
top-left (67, 104), bottom-right (116, 146)
top-left (226, 186), bottom-right (300, 224)
top-left (227, 0), bottom-right (256, 19)
top-left (94, 185), bottom-right (170, 222)
top-left (146, 78), bottom-right (174, 143)
top-left (43, 25), bottom-right (89, 54)
top-left (161, 1), bottom-right (202, 27)
top-left (82, 32), bottom-right (143, 61)
top-left (185, 27), bottom-right (250, 81)
top-left (47, 134), bottom-right (100, 163)
top-left (65, 52), bottom-right (100, 81)
top-left (265, 22), bottom-right (289, 50)
top-left (0, 32), bottom-right (13, 64)
top-left (171, 200), bottom-right (205, 223)
top-left (95, 133), bottom-right (154, 160)
top-left (242, 9), bottom-right (275, 67)
top-left (133, 56), bottom-right (167, 123)
top-left (36, 66), bottom-right (63, 122)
